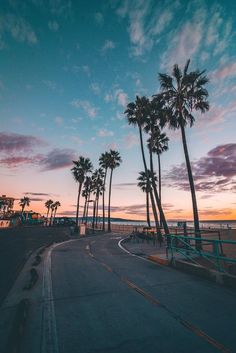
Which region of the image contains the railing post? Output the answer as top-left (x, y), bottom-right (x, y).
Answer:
top-left (213, 241), bottom-right (222, 272)
top-left (183, 223), bottom-right (189, 256)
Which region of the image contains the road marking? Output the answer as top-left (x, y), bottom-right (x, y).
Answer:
top-left (89, 242), bottom-right (232, 353)
top-left (41, 240), bottom-right (77, 353)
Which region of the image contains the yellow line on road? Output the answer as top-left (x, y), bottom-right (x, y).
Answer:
top-left (88, 248), bottom-right (232, 353)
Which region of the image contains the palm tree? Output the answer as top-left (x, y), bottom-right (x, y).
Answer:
top-left (137, 170), bottom-right (157, 227)
top-left (158, 59), bottom-right (209, 245)
top-left (125, 96), bottom-right (169, 237)
top-left (82, 176), bottom-right (92, 223)
top-left (91, 168), bottom-right (105, 228)
top-left (49, 203), bottom-right (55, 226)
top-left (53, 201), bottom-right (61, 224)
top-left (107, 150), bottom-right (122, 232)
top-left (71, 156), bottom-right (93, 230)
top-left (19, 196), bottom-right (30, 218)
top-left (45, 199), bottom-right (54, 225)
top-left (99, 151), bottom-right (111, 231)
top-left (147, 127), bottom-right (169, 226)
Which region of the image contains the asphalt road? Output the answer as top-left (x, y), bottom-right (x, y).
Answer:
top-left (0, 226), bottom-right (69, 305)
top-left (50, 233), bottom-right (236, 353)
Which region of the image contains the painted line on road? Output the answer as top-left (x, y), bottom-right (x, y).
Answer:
top-left (118, 237), bottom-right (154, 264)
top-left (89, 239), bottom-right (232, 353)
top-left (41, 239), bottom-right (78, 353)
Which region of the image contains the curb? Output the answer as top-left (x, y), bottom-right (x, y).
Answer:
top-left (5, 298), bottom-right (30, 353)
top-left (148, 254), bottom-right (169, 266)
top-left (174, 259), bottom-right (236, 290)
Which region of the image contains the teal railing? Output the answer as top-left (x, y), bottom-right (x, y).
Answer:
top-left (167, 234), bottom-right (236, 274)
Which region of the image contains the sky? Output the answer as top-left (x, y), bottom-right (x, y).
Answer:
top-left (0, 0), bottom-right (236, 221)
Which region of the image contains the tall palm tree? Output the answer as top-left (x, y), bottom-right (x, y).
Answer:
top-left (19, 196), bottom-right (30, 217)
top-left (92, 168), bottom-right (105, 228)
top-left (107, 150), bottom-right (122, 232)
top-left (71, 156), bottom-right (93, 230)
top-left (49, 203), bottom-right (55, 226)
top-left (82, 176), bottom-right (92, 223)
top-left (147, 127), bottom-right (169, 226)
top-left (99, 151), bottom-right (111, 230)
top-left (45, 199), bottom-right (54, 225)
top-left (125, 96), bottom-right (169, 236)
top-left (53, 201), bottom-right (61, 223)
top-left (137, 170), bottom-right (157, 227)
top-left (158, 59), bottom-right (209, 245)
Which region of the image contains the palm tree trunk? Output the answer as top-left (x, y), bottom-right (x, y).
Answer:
top-left (180, 125), bottom-right (201, 249)
top-left (75, 183), bottom-right (82, 229)
top-left (146, 192), bottom-right (151, 227)
top-left (149, 146), bottom-right (169, 237)
top-left (138, 125), bottom-right (169, 236)
top-left (95, 194), bottom-right (99, 227)
top-left (82, 196), bottom-right (87, 223)
top-left (85, 192), bottom-right (90, 224)
top-left (107, 169), bottom-right (113, 232)
top-left (157, 153), bottom-right (163, 228)
top-left (102, 169), bottom-right (107, 231)
top-left (49, 208), bottom-right (54, 226)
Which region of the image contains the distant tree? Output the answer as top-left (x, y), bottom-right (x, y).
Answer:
top-left (91, 168), bottom-right (105, 228)
top-left (107, 150), bottom-right (122, 232)
top-left (71, 156), bottom-right (93, 230)
top-left (45, 199), bottom-right (54, 225)
top-left (137, 170), bottom-right (157, 227)
top-left (19, 196), bottom-right (30, 217)
top-left (53, 201), bottom-right (61, 223)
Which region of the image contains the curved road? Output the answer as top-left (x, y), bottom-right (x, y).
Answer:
top-left (48, 233), bottom-right (235, 353)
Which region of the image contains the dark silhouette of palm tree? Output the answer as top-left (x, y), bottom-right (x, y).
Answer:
top-left (147, 127), bottom-right (169, 226)
top-left (125, 96), bottom-right (169, 237)
top-left (82, 176), bottom-right (92, 223)
top-left (49, 203), bottom-right (55, 226)
top-left (91, 168), bottom-right (104, 228)
top-left (99, 151), bottom-right (111, 230)
top-left (158, 59), bottom-right (209, 245)
top-left (19, 196), bottom-right (30, 218)
top-left (107, 150), bottom-right (122, 232)
top-left (45, 199), bottom-right (54, 225)
top-left (71, 156), bottom-right (93, 230)
top-left (137, 170), bottom-right (157, 227)
top-left (53, 201), bottom-right (61, 223)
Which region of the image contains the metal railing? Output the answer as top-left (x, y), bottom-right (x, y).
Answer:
top-left (167, 234), bottom-right (236, 274)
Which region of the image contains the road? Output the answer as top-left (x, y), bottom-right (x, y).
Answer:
top-left (47, 233), bottom-right (235, 353)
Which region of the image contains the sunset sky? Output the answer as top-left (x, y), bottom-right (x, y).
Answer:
top-left (0, 0), bottom-right (235, 221)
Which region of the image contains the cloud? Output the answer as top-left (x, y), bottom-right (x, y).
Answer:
top-left (70, 99), bottom-right (98, 118)
top-left (123, 132), bottom-right (139, 148)
top-left (43, 80), bottom-right (62, 93)
top-left (97, 129), bottom-right (114, 137)
top-left (90, 82), bottom-right (101, 95)
top-left (161, 7), bottom-right (206, 69)
top-left (25, 192), bottom-right (52, 196)
top-left (0, 155), bottom-right (42, 168)
top-left (101, 40), bottom-right (115, 52)
top-left (116, 89), bottom-right (128, 107)
top-left (166, 143), bottom-right (236, 193)
top-left (114, 0), bottom-right (178, 57)
top-left (0, 14), bottom-right (37, 48)
top-left (48, 20), bottom-right (59, 32)
top-left (211, 62), bottom-right (236, 80)
top-left (0, 132), bottom-right (44, 153)
top-left (39, 148), bottom-right (76, 171)
top-left (94, 12), bottom-right (104, 25)
top-left (55, 116), bottom-right (64, 125)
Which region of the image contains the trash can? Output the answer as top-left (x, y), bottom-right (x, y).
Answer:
top-left (79, 223), bottom-right (86, 236)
